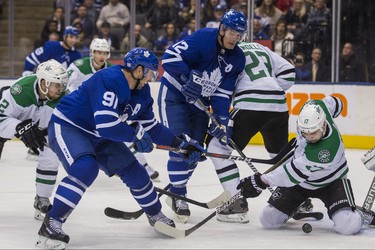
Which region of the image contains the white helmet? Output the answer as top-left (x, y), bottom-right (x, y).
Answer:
top-left (297, 102), bottom-right (326, 133)
top-left (36, 59), bottom-right (68, 96)
top-left (90, 38), bottom-right (110, 59)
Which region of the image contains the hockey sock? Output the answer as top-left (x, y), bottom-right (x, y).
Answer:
top-left (118, 160), bottom-right (161, 215)
top-left (168, 154), bottom-right (190, 196)
top-left (215, 163), bottom-right (240, 196)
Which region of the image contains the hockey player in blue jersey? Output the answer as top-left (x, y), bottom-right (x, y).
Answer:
top-left (23, 26), bottom-right (81, 76)
top-left (157, 9), bottom-right (247, 222)
top-left (35, 48), bottom-right (205, 249)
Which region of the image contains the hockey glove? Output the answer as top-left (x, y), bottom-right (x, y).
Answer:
top-left (208, 115), bottom-right (233, 146)
top-left (131, 123), bottom-right (154, 153)
top-left (180, 70), bottom-right (203, 104)
top-left (171, 134), bottom-right (206, 166)
top-left (237, 173), bottom-right (269, 198)
top-left (15, 119), bottom-right (46, 153)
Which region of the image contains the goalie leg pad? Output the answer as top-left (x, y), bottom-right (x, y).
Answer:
top-left (332, 209), bottom-right (362, 235)
top-left (259, 204), bottom-right (289, 229)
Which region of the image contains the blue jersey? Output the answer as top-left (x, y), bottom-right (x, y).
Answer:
top-left (161, 27), bottom-right (245, 117)
top-left (51, 65), bottom-right (175, 146)
top-left (24, 41), bottom-right (81, 72)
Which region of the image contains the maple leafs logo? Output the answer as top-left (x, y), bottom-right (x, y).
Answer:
top-left (201, 67), bottom-right (222, 97)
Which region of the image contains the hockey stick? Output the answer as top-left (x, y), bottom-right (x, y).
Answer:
top-left (156, 137), bottom-right (296, 166)
top-left (155, 187), bottom-right (231, 209)
top-left (362, 176), bottom-right (375, 211)
top-left (104, 183), bottom-right (171, 220)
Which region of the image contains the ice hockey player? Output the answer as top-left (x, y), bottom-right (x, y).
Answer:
top-left (158, 8), bottom-right (247, 223)
top-left (0, 59), bottom-right (68, 220)
top-left (35, 48), bottom-right (205, 249)
top-left (207, 41), bottom-right (296, 223)
top-left (237, 95), bottom-right (375, 234)
top-left (66, 38), bottom-right (160, 181)
top-left (22, 26), bottom-right (81, 77)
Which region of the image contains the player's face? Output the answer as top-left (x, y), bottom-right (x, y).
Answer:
top-left (301, 130), bottom-right (323, 143)
top-left (47, 82), bottom-right (66, 100)
top-left (137, 68), bottom-right (158, 89)
top-left (222, 27), bottom-right (244, 49)
top-left (64, 35), bottom-right (79, 49)
top-left (93, 50), bottom-right (109, 66)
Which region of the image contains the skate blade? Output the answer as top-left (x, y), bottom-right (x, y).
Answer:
top-left (35, 236), bottom-right (67, 250)
top-left (216, 213), bottom-right (249, 224)
top-left (34, 210), bottom-right (45, 221)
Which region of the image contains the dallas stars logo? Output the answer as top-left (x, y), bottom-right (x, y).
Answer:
top-left (45, 65), bottom-right (52, 71)
top-left (318, 149), bottom-right (330, 163)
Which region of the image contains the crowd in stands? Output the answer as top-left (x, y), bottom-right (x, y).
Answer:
top-left (29, 0), bottom-right (368, 82)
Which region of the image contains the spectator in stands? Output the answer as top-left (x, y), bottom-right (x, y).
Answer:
top-left (255, 0), bottom-right (283, 37)
top-left (81, 0), bottom-right (102, 28)
top-left (253, 17), bottom-right (269, 40)
top-left (71, 4), bottom-right (95, 40)
top-left (306, 0), bottom-right (331, 51)
top-left (96, 21), bottom-right (120, 51)
top-left (154, 22), bottom-right (179, 52)
top-left (293, 52), bottom-right (311, 81)
top-left (275, 0), bottom-right (294, 14)
top-left (339, 42), bottom-right (365, 82)
top-left (282, 0), bottom-right (308, 40)
top-left (271, 19), bottom-right (294, 56)
top-left (202, 0), bottom-right (221, 27)
top-left (206, 4), bottom-right (226, 28)
top-left (96, 0), bottom-right (130, 42)
top-left (43, 6), bottom-right (65, 38)
top-left (305, 47), bottom-right (329, 82)
top-left (120, 24), bottom-right (152, 52)
top-left (144, 0), bottom-right (179, 35)
top-left (35, 20), bottom-right (60, 49)
top-left (72, 21), bottom-right (90, 56)
top-left (177, 17), bottom-right (196, 42)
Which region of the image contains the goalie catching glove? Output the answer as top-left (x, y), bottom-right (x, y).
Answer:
top-left (171, 134), bottom-right (206, 166)
top-left (15, 119), bottom-right (46, 153)
top-left (237, 173), bottom-right (269, 198)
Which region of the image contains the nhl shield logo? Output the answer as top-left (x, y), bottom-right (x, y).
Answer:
top-left (318, 150), bottom-right (330, 163)
top-left (10, 84), bottom-right (22, 95)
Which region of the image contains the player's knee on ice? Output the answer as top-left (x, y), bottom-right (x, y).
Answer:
top-left (259, 204), bottom-right (289, 229)
top-left (332, 209), bottom-right (362, 235)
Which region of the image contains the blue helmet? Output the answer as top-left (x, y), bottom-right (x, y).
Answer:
top-left (123, 48), bottom-right (159, 71)
top-left (64, 26), bottom-right (80, 36)
top-left (220, 9), bottom-right (247, 33)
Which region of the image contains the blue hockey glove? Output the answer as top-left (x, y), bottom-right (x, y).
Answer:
top-left (180, 70), bottom-right (203, 104)
top-left (171, 134), bottom-right (206, 166)
top-left (236, 173), bottom-right (269, 198)
top-left (208, 115), bottom-right (233, 146)
top-left (131, 123), bottom-right (153, 153)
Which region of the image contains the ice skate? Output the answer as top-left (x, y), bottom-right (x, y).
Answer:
top-left (166, 196), bottom-right (190, 223)
top-left (26, 148), bottom-right (39, 161)
top-left (146, 211), bottom-right (175, 228)
top-left (35, 214), bottom-right (70, 250)
top-left (356, 206), bottom-right (375, 226)
top-left (144, 164), bottom-right (160, 182)
top-left (34, 195), bottom-right (52, 220)
top-left (216, 197), bottom-right (249, 224)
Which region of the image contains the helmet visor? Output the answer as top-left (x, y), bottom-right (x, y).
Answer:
top-left (144, 68), bottom-right (159, 82)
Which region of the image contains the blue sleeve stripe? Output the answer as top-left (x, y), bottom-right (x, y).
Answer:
top-left (31, 53), bottom-right (41, 65)
top-left (94, 110), bottom-right (119, 118)
top-left (163, 72), bottom-right (182, 91)
top-left (96, 119), bottom-right (121, 129)
top-left (142, 119), bottom-right (158, 131)
top-left (211, 93), bottom-right (230, 99)
top-left (216, 87), bottom-right (233, 96)
top-left (26, 56), bottom-right (38, 66)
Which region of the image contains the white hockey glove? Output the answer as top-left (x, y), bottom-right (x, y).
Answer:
top-left (361, 146), bottom-right (375, 171)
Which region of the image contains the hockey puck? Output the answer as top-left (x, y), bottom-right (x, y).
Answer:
top-left (302, 223), bottom-right (312, 234)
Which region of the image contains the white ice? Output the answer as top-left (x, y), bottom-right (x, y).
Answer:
top-left (1, 140), bottom-right (375, 249)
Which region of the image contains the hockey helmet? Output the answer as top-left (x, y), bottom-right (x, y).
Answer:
top-left (90, 38), bottom-right (111, 59)
top-left (64, 26), bottom-right (80, 36)
top-left (220, 9), bottom-right (247, 34)
top-left (36, 59), bottom-right (68, 90)
top-left (297, 102), bottom-right (326, 134)
top-left (123, 48), bottom-right (159, 81)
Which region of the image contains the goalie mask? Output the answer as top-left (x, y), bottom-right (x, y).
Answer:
top-left (36, 59), bottom-right (68, 99)
top-left (297, 103), bottom-right (326, 134)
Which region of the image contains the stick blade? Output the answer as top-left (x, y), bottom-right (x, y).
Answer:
top-left (206, 191), bottom-right (231, 208)
top-left (104, 207), bottom-right (144, 220)
top-left (154, 221), bottom-right (186, 238)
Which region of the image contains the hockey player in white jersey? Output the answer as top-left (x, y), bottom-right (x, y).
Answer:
top-left (0, 59), bottom-right (68, 220)
top-left (237, 95), bottom-right (375, 234)
top-left (207, 41), bottom-right (295, 223)
top-left (67, 38), bottom-right (160, 181)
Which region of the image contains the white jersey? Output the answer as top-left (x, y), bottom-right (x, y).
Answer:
top-left (0, 75), bottom-right (62, 139)
top-left (263, 96), bottom-right (347, 190)
top-left (233, 42), bottom-right (295, 112)
top-left (66, 57), bottom-right (112, 93)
